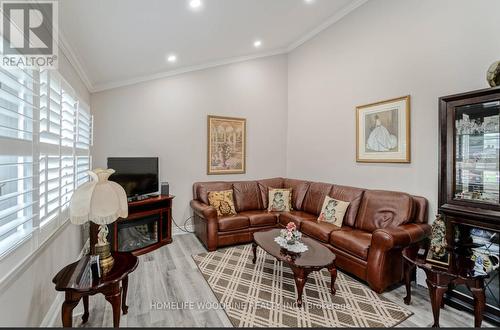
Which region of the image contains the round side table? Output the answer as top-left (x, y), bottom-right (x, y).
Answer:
top-left (52, 252), bottom-right (138, 328)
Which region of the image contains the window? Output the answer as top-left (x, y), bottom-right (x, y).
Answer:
top-left (0, 67), bottom-right (92, 257)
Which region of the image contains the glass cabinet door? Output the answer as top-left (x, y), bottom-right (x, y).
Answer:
top-left (455, 100), bottom-right (500, 204)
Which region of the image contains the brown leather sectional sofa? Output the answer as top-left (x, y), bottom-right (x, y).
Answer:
top-left (191, 178), bottom-right (430, 293)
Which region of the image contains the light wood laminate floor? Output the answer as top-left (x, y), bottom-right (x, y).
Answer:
top-left (59, 233), bottom-right (493, 328)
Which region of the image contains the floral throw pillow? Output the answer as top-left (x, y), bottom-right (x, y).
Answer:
top-left (268, 189), bottom-right (292, 212)
top-left (317, 196), bottom-right (350, 227)
top-left (208, 190), bottom-right (236, 217)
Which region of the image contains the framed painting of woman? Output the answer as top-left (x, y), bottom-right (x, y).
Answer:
top-left (356, 96), bottom-right (411, 163)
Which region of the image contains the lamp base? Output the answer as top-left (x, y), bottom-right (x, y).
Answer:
top-left (94, 243), bottom-right (114, 275)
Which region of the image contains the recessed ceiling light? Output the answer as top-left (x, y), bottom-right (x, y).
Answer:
top-left (189, 0), bottom-right (202, 9)
top-left (167, 54), bottom-right (177, 63)
top-left (304, 0), bottom-right (315, 3)
top-left (254, 40), bottom-right (262, 48)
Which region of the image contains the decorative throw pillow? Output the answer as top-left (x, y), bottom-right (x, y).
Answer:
top-left (268, 189), bottom-right (293, 212)
top-left (318, 196), bottom-right (350, 227)
top-left (208, 190), bottom-right (236, 217)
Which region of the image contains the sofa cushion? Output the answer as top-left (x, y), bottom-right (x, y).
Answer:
top-left (268, 188), bottom-right (292, 212)
top-left (329, 185), bottom-right (365, 227)
top-left (233, 181), bottom-right (263, 212)
top-left (283, 178), bottom-right (310, 210)
top-left (195, 182), bottom-right (233, 205)
top-left (239, 211), bottom-right (278, 227)
top-left (207, 190), bottom-right (236, 217)
top-left (301, 182), bottom-right (334, 215)
top-left (218, 215), bottom-right (250, 232)
top-left (301, 221), bottom-right (342, 243)
top-left (355, 190), bottom-right (414, 232)
top-left (330, 229), bottom-right (372, 260)
top-left (318, 196), bottom-right (350, 227)
top-left (278, 211), bottom-right (316, 229)
top-left (257, 178), bottom-right (284, 209)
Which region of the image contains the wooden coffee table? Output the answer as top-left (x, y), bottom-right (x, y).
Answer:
top-left (252, 228), bottom-right (337, 307)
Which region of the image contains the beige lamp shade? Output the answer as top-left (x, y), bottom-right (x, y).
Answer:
top-left (70, 168), bottom-right (128, 225)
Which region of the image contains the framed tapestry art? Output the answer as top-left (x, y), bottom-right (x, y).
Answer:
top-left (207, 115), bottom-right (246, 175)
top-left (356, 96), bottom-right (411, 163)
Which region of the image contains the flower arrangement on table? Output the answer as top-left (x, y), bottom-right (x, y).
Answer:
top-left (274, 222), bottom-right (308, 253)
top-left (280, 222), bottom-right (302, 244)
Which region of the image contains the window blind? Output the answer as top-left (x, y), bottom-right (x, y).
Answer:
top-left (0, 68), bottom-right (38, 256)
top-left (77, 102), bottom-right (92, 150)
top-left (40, 70), bottom-right (61, 145)
top-left (0, 65), bottom-right (92, 258)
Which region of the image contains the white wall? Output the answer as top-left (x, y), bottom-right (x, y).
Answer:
top-left (0, 52), bottom-right (90, 326)
top-left (91, 55), bottom-right (289, 225)
top-left (287, 0), bottom-right (500, 217)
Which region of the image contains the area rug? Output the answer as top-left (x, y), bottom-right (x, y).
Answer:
top-left (192, 244), bottom-right (412, 328)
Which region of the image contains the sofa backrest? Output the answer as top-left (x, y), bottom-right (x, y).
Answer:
top-left (283, 178), bottom-right (310, 210)
top-left (193, 179), bottom-right (428, 229)
top-left (411, 196), bottom-right (428, 224)
top-left (301, 182), bottom-right (334, 215)
top-left (329, 185), bottom-right (365, 227)
top-left (233, 181), bottom-right (264, 212)
top-left (193, 181), bottom-right (234, 205)
top-left (257, 178), bottom-right (284, 209)
top-left (354, 190), bottom-right (414, 232)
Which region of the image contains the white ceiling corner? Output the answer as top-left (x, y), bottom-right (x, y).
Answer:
top-left (286, 0), bottom-right (368, 52)
top-left (58, 0), bottom-right (369, 93)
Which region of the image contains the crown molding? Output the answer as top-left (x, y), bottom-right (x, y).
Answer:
top-left (62, 0), bottom-right (368, 93)
top-left (287, 0), bottom-right (369, 52)
top-left (90, 48), bottom-right (288, 93)
top-left (58, 32), bottom-right (93, 92)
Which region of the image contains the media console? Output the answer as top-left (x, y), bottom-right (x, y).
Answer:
top-left (90, 195), bottom-right (174, 256)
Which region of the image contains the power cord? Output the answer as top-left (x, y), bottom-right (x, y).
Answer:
top-left (172, 215), bottom-right (195, 234)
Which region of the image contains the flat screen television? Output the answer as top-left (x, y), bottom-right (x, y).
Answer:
top-left (107, 157), bottom-right (159, 198)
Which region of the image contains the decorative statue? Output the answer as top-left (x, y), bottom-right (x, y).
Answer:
top-left (487, 60), bottom-right (500, 87)
top-left (429, 215), bottom-right (447, 258)
top-left (97, 224), bottom-right (109, 246)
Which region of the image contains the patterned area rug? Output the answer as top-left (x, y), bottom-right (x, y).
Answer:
top-left (192, 244), bottom-right (412, 328)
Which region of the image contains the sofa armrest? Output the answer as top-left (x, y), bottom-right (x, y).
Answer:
top-left (190, 200), bottom-right (218, 221)
top-left (366, 223), bottom-right (431, 293)
top-left (371, 223), bottom-right (431, 251)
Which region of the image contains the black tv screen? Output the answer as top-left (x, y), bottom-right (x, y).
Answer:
top-left (107, 157), bottom-right (159, 197)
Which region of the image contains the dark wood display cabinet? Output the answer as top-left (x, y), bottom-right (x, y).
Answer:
top-left (439, 86), bottom-right (500, 325)
top-left (91, 195), bottom-right (174, 256)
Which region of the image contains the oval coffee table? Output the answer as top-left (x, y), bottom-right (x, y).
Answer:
top-left (252, 228), bottom-right (337, 307)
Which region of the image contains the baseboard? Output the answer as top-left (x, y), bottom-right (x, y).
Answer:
top-left (40, 240), bottom-right (89, 327)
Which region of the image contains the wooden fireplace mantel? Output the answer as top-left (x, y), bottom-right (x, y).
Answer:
top-left (90, 195), bottom-right (174, 256)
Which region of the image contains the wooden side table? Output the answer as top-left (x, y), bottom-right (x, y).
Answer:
top-left (52, 252), bottom-right (138, 328)
top-left (402, 245), bottom-right (487, 328)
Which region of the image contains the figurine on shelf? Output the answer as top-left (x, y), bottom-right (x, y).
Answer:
top-left (426, 214), bottom-right (450, 268)
top-left (487, 60), bottom-right (500, 87)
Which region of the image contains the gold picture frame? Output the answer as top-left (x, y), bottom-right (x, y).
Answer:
top-left (207, 115), bottom-right (246, 175)
top-left (356, 96), bottom-right (411, 163)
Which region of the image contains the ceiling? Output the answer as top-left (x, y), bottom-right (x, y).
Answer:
top-left (59, 0), bottom-right (367, 92)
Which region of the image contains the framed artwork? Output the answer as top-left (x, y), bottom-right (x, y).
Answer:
top-left (207, 115), bottom-right (246, 175)
top-left (356, 95), bottom-right (411, 163)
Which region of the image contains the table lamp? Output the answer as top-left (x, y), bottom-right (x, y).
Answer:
top-left (70, 168), bottom-right (128, 275)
